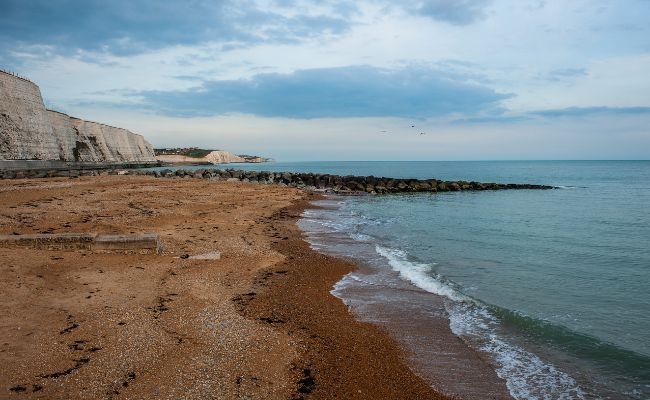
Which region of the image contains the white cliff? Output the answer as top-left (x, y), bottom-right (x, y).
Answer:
top-left (0, 70), bottom-right (156, 164)
top-left (156, 150), bottom-right (248, 164)
top-left (203, 150), bottom-right (247, 164)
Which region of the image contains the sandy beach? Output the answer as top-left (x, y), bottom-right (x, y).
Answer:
top-left (0, 175), bottom-right (451, 399)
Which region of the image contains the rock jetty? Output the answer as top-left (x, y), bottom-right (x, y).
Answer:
top-left (0, 167), bottom-right (555, 193)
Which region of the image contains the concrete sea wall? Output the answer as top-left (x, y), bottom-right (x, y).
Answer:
top-left (0, 70), bottom-right (156, 166)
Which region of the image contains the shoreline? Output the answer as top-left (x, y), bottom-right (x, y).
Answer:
top-left (235, 198), bottom-right (450, 399)
top-left (298, 196), bottom-right (512, 400)
top-left (0, 176), bottom-right (450, 399)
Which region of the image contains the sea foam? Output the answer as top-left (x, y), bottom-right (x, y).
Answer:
top-left (375, 244), bottom-right (585, 400)
top-left (449, 302), bottom-right (586, 400)
top-left (375, 245), bottom-right (466, 302)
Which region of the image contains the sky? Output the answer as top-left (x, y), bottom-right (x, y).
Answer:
top-left (1, 0), bottom-right (649, 161)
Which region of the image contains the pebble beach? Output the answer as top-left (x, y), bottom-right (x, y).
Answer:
top-left (0, 175), bottom-right (454, 399)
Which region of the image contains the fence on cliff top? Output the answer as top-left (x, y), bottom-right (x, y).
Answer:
top-left (0, 70), bottom-right (133, 132)
top-left (0, 68), bottom-right (33, 84)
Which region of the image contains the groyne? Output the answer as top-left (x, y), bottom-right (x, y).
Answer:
top-left (0, 167), bottom-right (555, 193)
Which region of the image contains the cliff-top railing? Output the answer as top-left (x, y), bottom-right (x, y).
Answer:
top-left (0, 69), bottom-right (34, 84)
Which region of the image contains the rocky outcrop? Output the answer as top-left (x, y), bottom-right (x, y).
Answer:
top-left (0, 70), bottom-right (156, 165)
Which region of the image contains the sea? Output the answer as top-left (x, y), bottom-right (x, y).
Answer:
top-left (160, 160), bottom-right (650, 399)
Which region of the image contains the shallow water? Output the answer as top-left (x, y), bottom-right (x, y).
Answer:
top-left (294, 161), bottom-right (650, 399)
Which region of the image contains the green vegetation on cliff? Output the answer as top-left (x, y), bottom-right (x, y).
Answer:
top-left (154, 147), bottom-right (214, 158)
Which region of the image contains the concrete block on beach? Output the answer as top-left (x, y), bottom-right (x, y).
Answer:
top-left (93, 233), bottom-right (160, 254)
top-left (0, 233), bottom-right (160, 254)
top-left (0, 233), bottom-right (95, 251)
top-left (189, 250), bottom-right (221, 260)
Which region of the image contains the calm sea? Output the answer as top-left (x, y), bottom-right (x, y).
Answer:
top-left (164, 161), bottom-right (650, 398)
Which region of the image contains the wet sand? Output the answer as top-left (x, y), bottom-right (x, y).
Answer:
top-left (0, 176), bottom-right (450, 399)
top-left (332, 268), bottom-right (512, 399)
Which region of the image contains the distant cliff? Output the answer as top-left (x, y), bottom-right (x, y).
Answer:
top-left (155, 148), bottom-right (270, 165)
top-left (0, 70), bottom-right (156, 165)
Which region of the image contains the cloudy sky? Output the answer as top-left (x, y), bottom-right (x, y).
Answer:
top-left (2, 0), bottom-right (649, 160)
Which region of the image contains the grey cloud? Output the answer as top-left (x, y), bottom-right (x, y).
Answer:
top-left (129, 65), bottom-right (511, 118)
top-left (0, 0), bottom-right (353, 57)
top-left (545, 68), bottom-right (588, 82)
top-left (454, 106), bottom-right (650, 124)
top-left (404, 0), bottom-right (493, 25)
top-left (453, 115), bottom-right (533, 124)
top-left (532, 106), bottom-right (650, 118)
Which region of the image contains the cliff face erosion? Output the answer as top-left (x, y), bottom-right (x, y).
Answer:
top-left (0, 70), bottom-right (156, 164)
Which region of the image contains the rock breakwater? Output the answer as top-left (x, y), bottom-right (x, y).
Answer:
top-left (0, 167), bottom-right (555, 193)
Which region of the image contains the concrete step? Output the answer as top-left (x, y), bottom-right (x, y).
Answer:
top-left (0, 233), bottom-right (160, 254)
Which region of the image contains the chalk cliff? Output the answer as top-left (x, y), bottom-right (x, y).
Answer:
top-left (203, 150), bottom-right (247, 164)
top-left (0, 70), bottom-right (156, 164)
top-left (156, 150), bottom-right (247, 164)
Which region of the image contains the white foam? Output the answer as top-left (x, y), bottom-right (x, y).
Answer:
top-left (487, 336), bottom-right (585, 400)
top-left (448, 303), bottom-right (586, 400)
top-left (330, 272), bottom-right (384, 303)
top-left (331, 273), bottom-right (352, 296)
top-left (374, 244), bottom-right (585, 400)
top-left (375, 245), bottom-right (466, 302)
top-left (350, 232), bottom-right (373, 242)
top-left (332, 273), bottom-right (373, 292)
top-left (555, 185), bottom-right (586, 189)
